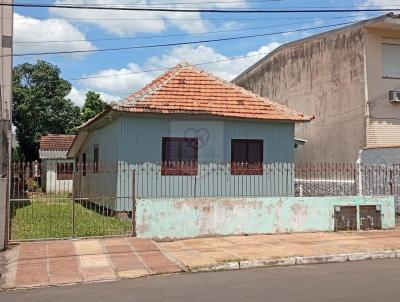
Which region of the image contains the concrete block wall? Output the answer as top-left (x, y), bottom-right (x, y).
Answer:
top-left (135, 196), bottom-right (395, 240)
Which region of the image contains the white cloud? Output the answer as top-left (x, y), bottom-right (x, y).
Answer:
top-left (79, 63), bottom-right (154, 95)
top-left (354, 0), bottom-right (400, 15)
top-left (67, 87), bottom-right (120, 107)
top-left (51, 0), bottom-right (248, 36)
top-left (357, 0), bottom-right (400, 7)
top-left (147, 42), bottom-right (281, 80)
top-left (13, 13), bottom-right (95, 58)
top-left (77, 42), bottom-right (281, 97)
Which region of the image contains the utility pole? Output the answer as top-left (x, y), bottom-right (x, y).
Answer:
top-left (0, 0), bottom-right (13, 250)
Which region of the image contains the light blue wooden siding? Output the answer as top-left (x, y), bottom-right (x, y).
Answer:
top-left (76, 117), bottom-right (121, 209)
top-left (119, 114), bottom-right (295, 163)
top-left (79, 114), bottom-right (296, 211)
top-left (224, 120), bottom-right (294, 163)
top-left (114, 115), bottom-right (295, 211)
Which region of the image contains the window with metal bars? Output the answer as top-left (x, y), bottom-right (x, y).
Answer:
top-left (161, 137), bottom-right (198, 175)
top-left (56, 162), bottom-right (74, 180)
top-left (231, 139), bottom-right (263, 175)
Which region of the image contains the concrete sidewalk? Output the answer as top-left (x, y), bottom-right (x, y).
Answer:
top-left (3, 228), bottom-right (400, 290)
top-left (158, 228), bottom-right (400, 270)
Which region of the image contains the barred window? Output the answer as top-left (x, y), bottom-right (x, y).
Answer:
top-left (161, 137), bottom-right (198, 175)
top-left (231, 139), bottom-right (263, 175)
top-left (56, 163), bottom-right (74, 180)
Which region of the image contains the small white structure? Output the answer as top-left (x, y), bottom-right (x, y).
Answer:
top-left (39, 134), bottom-right (75, 194)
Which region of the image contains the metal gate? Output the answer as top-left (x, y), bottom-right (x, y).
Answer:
top-left (9, 162), bottom-right (135, 241)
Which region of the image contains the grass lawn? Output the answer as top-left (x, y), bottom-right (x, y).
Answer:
top-left (10, 198), bottom-right (132, 240)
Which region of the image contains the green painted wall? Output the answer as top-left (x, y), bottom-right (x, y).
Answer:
top-left (135, 196), bottom-right (396, 239)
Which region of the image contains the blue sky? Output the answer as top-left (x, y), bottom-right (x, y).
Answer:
top-left (12, 0), bottom-right (394, 106)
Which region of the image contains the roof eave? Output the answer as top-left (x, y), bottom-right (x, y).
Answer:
top-left (112, 108), bottom-right (313, 122)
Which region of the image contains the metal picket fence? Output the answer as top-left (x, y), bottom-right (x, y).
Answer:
top-left (8, 161), bottom-right (400, 241)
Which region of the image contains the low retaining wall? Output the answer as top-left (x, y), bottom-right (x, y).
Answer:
top-left (135, 196), bottom-right (396, 240)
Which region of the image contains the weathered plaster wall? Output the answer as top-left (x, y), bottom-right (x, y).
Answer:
top-left (136, 196), bottom-right (395, 239)
top-left (234, 27), bottom-right (367, 163)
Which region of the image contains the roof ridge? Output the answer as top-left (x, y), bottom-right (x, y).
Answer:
top-left (119, 63), bottom-right (186, 107)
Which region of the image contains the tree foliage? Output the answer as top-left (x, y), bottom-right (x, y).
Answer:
top-left (81, 90), bottom-right (107, 122)
top-left (12, 60), bottom-right (82, 161)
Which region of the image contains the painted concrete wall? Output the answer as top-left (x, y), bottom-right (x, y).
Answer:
top-left (364, 28), bottom-right (400, 147)
top-left (358, 147), bottom-right (400, 165)
top-left (0, 0), bottom-right (13, 177)
top-left (0, 178), bottom-right (7, 250)
top-left (135, 196), bottom-right (395, 239)
top-left (234, 26), bottom-right (367, 163)
top-left (43, 159), bottom-right (74, 194)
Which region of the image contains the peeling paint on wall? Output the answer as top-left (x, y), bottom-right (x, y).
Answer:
top-left (136, 196), bottom-right (395, 240)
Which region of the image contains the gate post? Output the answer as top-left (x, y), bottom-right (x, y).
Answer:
top-left (132, 169), bottom-right (136, 237)
top-left (71, 168), bottom-right (76, 238)
top-left (0, 178), bottom-right (8, 249)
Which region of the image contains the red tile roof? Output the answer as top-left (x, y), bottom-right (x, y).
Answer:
top-left (79, 63), bottom-right (312, 129)
top-left (39, 134), bottom-right (76, 151)
top-left (118, 63), bottom-right (312, 121)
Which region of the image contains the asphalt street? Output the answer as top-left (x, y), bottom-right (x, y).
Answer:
top-left (2, 258), bottom-right (400, 302)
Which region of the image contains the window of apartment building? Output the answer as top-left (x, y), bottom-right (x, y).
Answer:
top-left (382, 39), bottom-right (400, 78)
top-left (93, 144), bottom-right (99, 173)
top-left (231, 139), bottom-right (263, 175)
top-left (161, 137), bottom-right (198, 175)
top-left (56, 162), bottom-right (74, 180)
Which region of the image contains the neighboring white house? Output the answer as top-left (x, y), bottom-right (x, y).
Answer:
top-left (39, 134), bottom-right (75, 194)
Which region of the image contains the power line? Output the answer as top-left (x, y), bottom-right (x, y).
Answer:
top-left (9, 27), bottom-right (372, 85)
top-left (52, 0), bottom-right (282, 6)
top-left (13, 19), bottom-right (353, 44)
top-left (12, 13), bottom-right (374, 21)
top-left (3, 2), bottom-right (400, 13)
top-left (9, 21), bottom-right (356, 57)
top-left (11, 19), bottom-right (381, 84)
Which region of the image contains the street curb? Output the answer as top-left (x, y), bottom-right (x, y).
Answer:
top-left (188, 250), bottom-right (400, 273)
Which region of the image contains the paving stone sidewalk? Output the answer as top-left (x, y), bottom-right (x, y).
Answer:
top-left (2, 238), bottom-right (182, 289)
top-left (3, 228), bottom-right (400, 290)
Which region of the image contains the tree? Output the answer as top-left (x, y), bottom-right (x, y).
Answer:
top-left (12, 60), bottom-right (82, 161)
top-left (81, 90), bottom-right (107, 122)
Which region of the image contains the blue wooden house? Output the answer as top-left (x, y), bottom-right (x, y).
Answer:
top-left (68, 63), bottom-right (312, 212)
